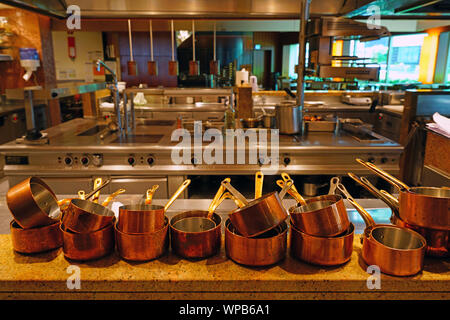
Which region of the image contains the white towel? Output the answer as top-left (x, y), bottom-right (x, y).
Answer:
top-left (426, 112), bottom-right (450, 138)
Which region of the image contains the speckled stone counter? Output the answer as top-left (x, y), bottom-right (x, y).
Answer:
top-left (0, 233), bottom-right (448, 300)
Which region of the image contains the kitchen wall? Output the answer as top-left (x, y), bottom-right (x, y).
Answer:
top-left (51, 31), bottom-right (105, 82)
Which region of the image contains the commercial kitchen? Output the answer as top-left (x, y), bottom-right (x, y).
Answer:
top-left (0, 0), bottom-right (448, 301)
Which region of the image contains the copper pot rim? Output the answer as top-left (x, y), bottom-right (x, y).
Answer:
top-left (229, 191), bottom-right (280, 215)
top-left (69, 198), bottom-right (115, 217)
top-left (225, 218), bottom-right (288, 240)
top-left (401, 186), bottom-right (450, 200)
top-left (60, 218), bottom-right (114, 235)
top-left (169, 211), bottom-right (222, 234)
top-left (364, 224), bottom-right (427, 252)
top-left (10, 219), bottom-right (60, 231)
top-left (115, 216), bottom-right (169, 236)
top-left (289, 194), bottom-right (344, 215)
top-left (289, 219), bottom-right (354, 239)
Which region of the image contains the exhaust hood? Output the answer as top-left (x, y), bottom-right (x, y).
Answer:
top-left (0, 0), bottom-right (68, 18)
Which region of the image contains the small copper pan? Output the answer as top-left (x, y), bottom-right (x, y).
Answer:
top-left (60, 220), bottom-right (115, 261)
top-left (290, 220), bottom-right (354, 266)
top-left (222, 178), bottom-right (292, 237)
top-left (10, 220), bottom-right (63, 254)
top-left (118, 180), bottom-right (190, 233)
top-left (338, 182), bottom-right (426, 277)
top-left (115, 217), bottom-right (169, 261)
top-left (225, 218), bottom-right (288, 266)
top-left (62, 199), bottom-right (115, 233)
top-left (7, 177), bottom-right (61, 229)
top-left (169, 189), bottom-right (228, 259)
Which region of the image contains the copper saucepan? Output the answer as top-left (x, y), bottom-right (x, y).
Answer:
top-left (169, 190), bottom-right (229, 259)
top-left (338, 183), bottom-right (426, 276)
top-left (225, 218), bottom-right (288, 266)
top-left (7, 177), bottom-right (62, 229)
top-left (356, 158), bottom-right (450, 230)
top-left (290, 220), bottom-right (354, 266)
top-left (60, 219), bottom-right (115, 261)
top-left (286, 176), bottom-right (350, 237)
top-left (10, 220), bottom-right (63, 254)
top-left (222, 178), bottom-right (292, 237)
top-left (118, 180), bottom-right (190, 233)
top-left (349, 172), bottom-right (448, 258)
top-left (115, 217), bottom-right (169, 261)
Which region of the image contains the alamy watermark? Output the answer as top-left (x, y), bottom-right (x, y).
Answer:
top-left (171, 121), bottom-right (280, 175)
top-left (66, 5), bottom-right (81, 30)
top-left (366, 5), bottom-right (381, 30)
top-left (66, 265), bottom-right (81, 290)
top-left (366, 265), bottom-right (381, 289)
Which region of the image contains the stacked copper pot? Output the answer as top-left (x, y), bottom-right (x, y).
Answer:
top-left (287, 175), bottom-right (354, 266)
top-left (7, 177), bottom-right (63, 254)
top-left (222, 173), bottom-right (291, 266)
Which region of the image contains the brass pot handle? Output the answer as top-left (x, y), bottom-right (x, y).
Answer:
top-left (255, 171), bottom-right (264, 199)
top-left (337, 183), bottom-right (375, 229)
top-left (164, 179), bottom-right (191, 212)
top-left (221, 179), bottom-right (249, 207)
top-left (78, 190), bottom-right (86, 200)
top-left (356, 158), bottom-right (409, 190)
top-left (276, 179), bottom-right (307, 206)
top-left (328, 177), bottom-right (340, 195)
top-left (208, 178), bottom-right (230, 213)
top-left (91, 178), bottom-right (103, 203)
top-left (145, 185), bottom-right (159, 205)
top-left (102, 188), bottom-right (126, 206)
top-left (279, 179), bottom-right (294, 201)
top-left (281, 172), bottom-right (299, 193)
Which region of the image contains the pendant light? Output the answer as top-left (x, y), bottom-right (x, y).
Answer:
top-left (189, 20), bottom-right (199, 76)
top-left (147, 19), bottom-right (158, 75)
top-left (127, 19), bottom-right (137, 76)
top-left (209, 21), bottom-right (220, 76)
top-left (168, 20), bottom-right (178, 76)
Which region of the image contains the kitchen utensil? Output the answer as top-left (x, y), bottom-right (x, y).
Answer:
top-left (7, 177), bottom-right (61, 229)
top-left (328, 177), bottom-right (340, 195)
top-left (115, 217), bottom-right (169, 261)
top-left (240, 117), bottom-right (261, 128)
top-left (145, 185), bottom-right (159, 205)
top-left (356, 158), bottom-right (450, 230)
top-left (10, 220), bottom-right (62, 254)
top-left (225, 219), bottom-right (287, 266)
top-left (290, 220), bottom-right (354, 266)
top-left (118, 179), bottom-right (191, 234)
top-left (62, 198), bottom-right (116, 233)
top-left (101, 188), bottom-right (126, 207)
top-left (255, 171), bottom-right (264, 199)
top-left (78, 190), bottom-right (86, 200)
top-left (209, 21), bottom-right (220, 76)
top-left (379, 189), bottom-right (449, 258)
top-left (276, 101), bottom-right (301, 134)
top-left (189, 20), bottom-right (200, 76)
top-left (168, 20), bottom-right (179, 76)
top-left (222, 179), bottom-right (291, 237)
top-left (127, 19), bottom-right (137, 76)
top-left (337, 183), bottom-right (426, 276)
top-left (147, 19), bottom-right (158, 76)
top-left (302, 181), bottom-right (328, 197)
top-left (60, 220), bottom-right (115, 261)
top-left (91, 178), bottom-right (103, 203)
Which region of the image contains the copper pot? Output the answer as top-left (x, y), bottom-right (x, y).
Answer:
top-left (10, 220), bottom-right (63, 254)
top-left (222, 179), bottom-right (291, 237)
top-left (338, 183), bottom-right (426, 276)
top-left (170, 211), bottom-right (222, 259)
top-left (290, 220), bottom-right (354, 266)
top-left (118, 180), bottom-right (190, 233)
top-left (62, 199), bottom-right (115, 233)
top-left (225, 218), bottom-right (287, 266)
top-left (356, 159), bottom-right (450, 230)
top-left (60, 220), bottom-right (115, 261)
top-left (115, 217), bottom-right (169, 261)
top-left (7, 177), bottom-right (61, 229)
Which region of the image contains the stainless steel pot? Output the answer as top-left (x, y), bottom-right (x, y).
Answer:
top-left (276, 101), bottom-right (301, 134)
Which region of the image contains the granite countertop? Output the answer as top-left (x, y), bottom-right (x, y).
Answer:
top-left (0, 197), bottom-right (448, 300)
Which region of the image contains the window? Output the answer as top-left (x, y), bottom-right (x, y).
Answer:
top-left (282, 43), bottom-right (308, 80)
top-left (351, 37), bottom-right (389, 81)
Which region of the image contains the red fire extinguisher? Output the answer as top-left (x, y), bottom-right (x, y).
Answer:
top-left (68, 31), bottom-right (76, 59)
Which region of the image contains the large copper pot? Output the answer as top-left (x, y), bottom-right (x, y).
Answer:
top-left (60, 220), bottom-right (115, 261)
top-left (10, 220), bottom-right (63, 254)
top-left (356, 159), bottom-right (450, 230)
top-left (225, 218), bottom-right (287, 266)
top-left (7, 177), bottom-right (61, 229)
top-left (338, 183), bottom-right (426, 277)
top-left (62, 199), bottom-right (115, 233)
top-left (115, 217), bottom-right (169, 261)
top-left (290, 220), bottom-right (354, 266)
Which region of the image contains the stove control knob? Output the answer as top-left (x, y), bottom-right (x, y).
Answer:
top-left (64, 156), bottom-right (73, 166)
top-left (91, 154), bottom-right (103, 167)
top-left (368, 157), bottom-right (375, 163)
top-left (283, 157), bottom-right (291, 166)
top-left (128, 156), bottom-right (135, 166)
top-left (147, 156), bottom-right (155, 166)
top-left (81, 156), bottom-right (90, 166)
top-left (381, 157), bottom-right (388, 164)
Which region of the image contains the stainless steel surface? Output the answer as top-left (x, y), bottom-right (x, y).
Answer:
top-left (63, 0), bottom-right (372, 19)
top-left (380, 91), bottom-right (405, 106)
top-left (296, 0), bottom-right (310, 117)
top-left (316, 17), bottom-right (390, 38)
